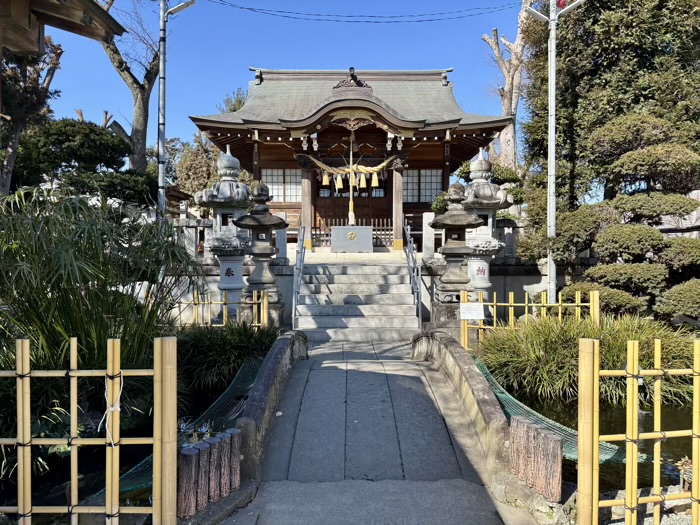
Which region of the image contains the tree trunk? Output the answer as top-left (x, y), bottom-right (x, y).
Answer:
top-left (130, 90), bottom-right (150, 173)
top-left (0, 125), bottom-right (21, 195)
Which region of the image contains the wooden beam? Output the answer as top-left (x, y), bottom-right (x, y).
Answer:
top-left (301, 170), bottom-right (313, 250)
top-left (392, 169), bottom-right (403, 250)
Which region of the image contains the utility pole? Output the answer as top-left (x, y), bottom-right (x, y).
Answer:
top-left (524, 0), bottom-right (586, 301)
top-left (158, 0), bottom-right (196, 221)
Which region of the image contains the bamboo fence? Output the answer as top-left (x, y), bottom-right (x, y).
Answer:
top-left (0, 337), bottom-right (178, 525)
top-left (578, 338), bottom-right (700, 525)
top-left (176, 290), bottom-right (270, 328)
top-left (459, 290), bottom-right (601, 348)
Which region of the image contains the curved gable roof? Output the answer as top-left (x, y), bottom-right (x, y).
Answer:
top-left (191, 68), bottom-right (509, 131)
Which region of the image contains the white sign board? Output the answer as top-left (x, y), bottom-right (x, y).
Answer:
top-left (460, 302), bottom-right (486, 320)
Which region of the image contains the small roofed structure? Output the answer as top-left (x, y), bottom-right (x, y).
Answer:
top-left (0, 0), bottom-right (124, 53)
top-left (191, 67), bottom-right (510, 251)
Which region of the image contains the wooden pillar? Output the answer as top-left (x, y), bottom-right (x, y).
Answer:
top-left (253, 141), bottom-right (260, 180)
top-left (443, 142), bottom-right (451, 191)
top-left (392, 169), bottom-right (403, 250)
top-left (301, 169), bottom-right (313, 251)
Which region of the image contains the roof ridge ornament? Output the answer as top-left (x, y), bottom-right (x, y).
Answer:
top-left (333, 67), bottom-right (372, 91)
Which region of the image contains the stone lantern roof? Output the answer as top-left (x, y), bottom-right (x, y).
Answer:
top-left (233, 182), bottom-right (289, 230)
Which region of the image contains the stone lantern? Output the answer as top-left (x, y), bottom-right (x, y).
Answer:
top-left (428, 182), bottom-right (483, 337)
top-left (194, 148), bottom-right (250, 320)
top-left (233, 181), bottom-right (288, 327)
top-left (462, 148), bottom-right (514, 299)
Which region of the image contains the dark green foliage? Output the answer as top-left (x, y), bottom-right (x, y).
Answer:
top-left (431, 191), bottom-right (448, 214)
top-left (610, 144), bottom-right (700, 195)
top-left (611, 193), bottom-right (699, 225)
top-left (661, 237), bottom-right (700, 280)
top-left (479, 315), bottom-right (695, 406)
top-left (560, 282), bottom-right (646, 314)
top-left (551, 204), bottom-right (618, 264)
top-left (586, 263), bottom-right (668, 297)
top-left (178, 323), bottom-right (277, 392)
top-left (593, 224), bottom-right (667, 263)
top-left (655, 279), bottom-right (700, 321)
top-left (456, 162), bottom-right (524, 205)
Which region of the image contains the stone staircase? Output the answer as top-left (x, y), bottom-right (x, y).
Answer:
top-left (296, 263), bottom-right (420, 342)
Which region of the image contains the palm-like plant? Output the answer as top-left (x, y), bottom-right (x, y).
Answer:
top-left (0, 189), bottom-right (203, 478)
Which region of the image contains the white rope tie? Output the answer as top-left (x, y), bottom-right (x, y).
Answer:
top-left (98, 371), bottom-right (123, 447)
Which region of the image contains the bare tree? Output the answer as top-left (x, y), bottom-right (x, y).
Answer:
top-left (0, 39), bottom-right (63, 195)
top-left (100, 0), bottom-right (159, 174)
top-left (482, 0), bottom-right (532, 172)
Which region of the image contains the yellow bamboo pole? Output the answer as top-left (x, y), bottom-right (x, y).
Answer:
top-left (632, 340), bottom-right (640, 525)
top-left (508, 292), bottom-right (515, 327)
top-left (111, 340), bottom-right (121, 525)
top-left (161, 337), bottom-right (178, 525)
top-left (478, 292), bottom-right (485, 344)
top-left (152, 339), bottom-right (162, 525)
top-left (15, 340), bottom-right (26, 525)
top-left (223, 291), bottom-right (229, 325)
top-left (652, 339), bottom-right (662, 525)
top-left (21, 340), bottom-right (32, 525)
top-left (105, 340), bottom-right (114, 525)
top-left (576, 291), bottom-right (582, 322)
top-left (262, 290), bottom-right (269, 328)
top-left (69, 338), bottom-right (79, 525)
top-left (593, 339), bottom-right (600, 525)
top-left (578, 338), bottom-right (595, 525)
top-left (591, 290), bottom-right (601, 328)
top-left (540, 291), bottom-right (548, 319)
top-left (460, 291), bottom-right (466, 348)
top-left (193, 291), bottom-right (199, 325)
top-left (524, 293), bottom-right (530, 324)
top-left (692, 340), bottom-right (700, 525)
top-left (558, 292), bottom-right (563, 321)
top-left (253, 291), bottom-right (259, 327)
top-left (624, 341), bottom-right (638, 524)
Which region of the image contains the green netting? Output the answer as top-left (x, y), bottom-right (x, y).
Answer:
top-left (91, 358), bottom-right (261, 498)
top-left (475, 359), bottom-right (648, 464)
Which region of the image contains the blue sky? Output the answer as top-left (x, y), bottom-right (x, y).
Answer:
top-left (46, 1), bottom-right (521, 147)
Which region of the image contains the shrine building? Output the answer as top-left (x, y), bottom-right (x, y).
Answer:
top-left (190, 67), bottom-right (510, 251)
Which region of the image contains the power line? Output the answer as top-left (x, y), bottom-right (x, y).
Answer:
top-left (206, 0), bottom-right (521, 23)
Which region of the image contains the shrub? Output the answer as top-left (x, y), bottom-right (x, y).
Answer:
top-left (655, 279), bottom-right (700, 320)
top-left (593, 224), bottom-right (667, 263)
top-left (661, 237), bottom-right (700, 272)
top-left (431, 191), bottom-right (448, 214)
top-left (611, 193), bottom-right (699, 225)
top-left (479, 315), bottom-right (694, 406)
top-left (177, 323), bottom-right (278, 415)
top-left (551, 204), bottom-right (617, 264)
top-left (585, 263), bottom-right (668, 297)
top-left (560, 282), bottom-right (646, 314)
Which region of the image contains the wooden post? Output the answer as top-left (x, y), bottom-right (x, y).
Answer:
top-left (392, 169), bottom-right (403, 250)
top-left (206, 436), bottom-right (222, 503)
top-left (16, 339), bottom-right (30, 525)
top-left (460, 291), bottom-right (467, 349)
top-left (227, 428), bottom-right (242, 492)
top-left (625, 341), bottom-right (639, 524)
top-left (111, 340), bottom-right (121, 525)
top-left (508, 292), bottom-right (515, 327)
top-left (592, 339), bottom-right (600, 524)
top-left (509, 416), bottom-right (526, 479)
top-left (533, 427), bottom-right (563, 503)
top-left (161, 337), bottom-right (178, 525)
top-left (540, 291), bottom-right (548, 319)
top-left (578, 338), bottom-right (596, 525)
top-left (192, 442), bottom-right (210, 512)
top-left (301, 169), bottom-right (313, 251)
top-left (653, 339), bottom-right (662, 525)
top-left (575, 290), bottom-right (582, 322)
top-left (153, 339), bottom-right (163, 525)
top-left (105, 340), bottom-right (115, 525)
top-left (177, 448), bottom-right (199, 519)
top-left (219, 433), bottom-right (232, 498)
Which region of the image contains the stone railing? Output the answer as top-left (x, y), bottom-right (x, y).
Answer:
top-left (235, 330), bottom-right (308, 482)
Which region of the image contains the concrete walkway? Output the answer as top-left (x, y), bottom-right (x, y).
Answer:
top-left (224, 341), bottom-right (535, 525)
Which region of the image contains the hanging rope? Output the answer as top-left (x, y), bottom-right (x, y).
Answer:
top-left (296, 154), bottom-right (397, 176)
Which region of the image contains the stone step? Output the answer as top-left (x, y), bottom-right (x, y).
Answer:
top-left (296, 304), bottom-right (417, 317)
top-left (299, 284), bottom-right (413, 295)
top-left (296, 316), bottom-right (419, 329)
top-left (302, 274), bottom-right (410, 285)
top-left (303, 264), bottom-right (408, 276)
top-left (297, 293), bottom-right (416, 306)
top-left (302, 328), bottom-right (416, 342)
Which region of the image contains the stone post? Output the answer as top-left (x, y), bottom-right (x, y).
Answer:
top-left (422, 212), bottom-right (435, 261)
top-left (392, 167), bottom-right (404, 250)
top-left (271, 227), bottom-right (288, 266)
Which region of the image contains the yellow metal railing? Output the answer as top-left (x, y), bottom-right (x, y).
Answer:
top-left (459, 290), bottom-right (601, 348)
top-left (578, 338), bottom-right (700, 525)
top-left (176, 290), bottom-right (270, 328)
top-left (0, 337), bottom-right (178, 525)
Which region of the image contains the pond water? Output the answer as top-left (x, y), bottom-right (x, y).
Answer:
top-left (524, 397), bottom-right (693, 492)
